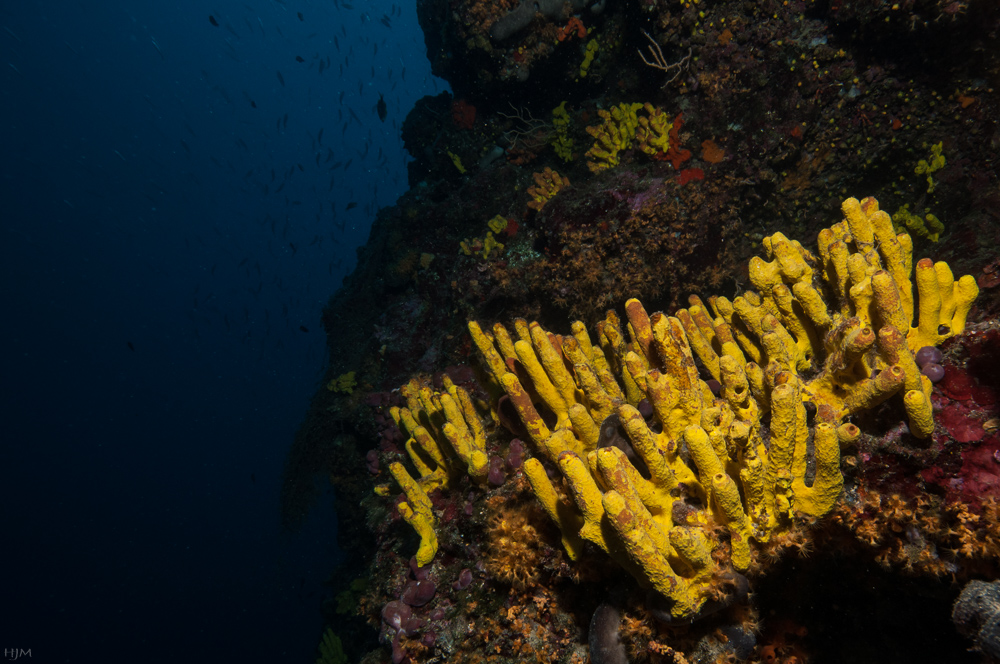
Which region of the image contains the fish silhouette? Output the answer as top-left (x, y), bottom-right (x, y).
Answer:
top-left (376, 93), bottom-right (387, 122)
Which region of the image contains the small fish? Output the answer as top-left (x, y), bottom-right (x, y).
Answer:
top-left (297, 11), bottom-right (304, 20)
top-left (345, 201), bottom-right (357, 211)
top-left (299, 325), bottom-right (309, 333)
top-left (127, 341), bottom-right (135, 351)
top-left (295, 55), bottom-right (304, 63)
top-left (276, 70), bottom-right (285, 87)
top-left (209, 15), bottom-right (219, 27)
top-left (318, 128), bottom-right (324, 144)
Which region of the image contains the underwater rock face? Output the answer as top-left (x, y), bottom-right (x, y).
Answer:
top-left (953, 579), bottom-right (1000, 659)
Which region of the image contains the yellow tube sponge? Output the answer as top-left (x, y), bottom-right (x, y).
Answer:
top-left (392, 378), bottom-right (490, 488)
top-left (584, 102), bottom-right (642, 172)
top-left (527, 167), bottom-right (570, 211)
top-left (602, 490), bottom-right (706, 620)
top-left (636, 103), bottom-right (673, 158)
top-left (523, 457), bottom-right (586, 560)
top-left (909, 258), bottom-right (979, 351)
top-left (790, 422), bottom-right (843, 517)
top-left (711, 472), bottom-right (752, 571)
top-left (551, 101), bottom-right (574, 163)
top-left (579, 39), bottom-right (599, 77)
top-left (389, 462), bottom-right (438, 566)
top-left (894, 205), bottom-right (945, 243)
top-left (443, 195), bottom-right (979, 618)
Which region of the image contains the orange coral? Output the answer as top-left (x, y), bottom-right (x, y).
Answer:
top-left (660, 113), bottom-right (691, 169)
top-left (831, 491), bottom-right (1000, 580)
top-left (556, 17), bottom-right (586, 41)
top-left (482, 498), bottom-right (546, 590)
top-left (701, 139), bottom-right (725, 164)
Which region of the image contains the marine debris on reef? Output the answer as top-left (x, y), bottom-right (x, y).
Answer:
top-left (293, 0), bottom-right (1000, 661)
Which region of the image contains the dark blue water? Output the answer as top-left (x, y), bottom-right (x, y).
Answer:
top-left (1, 1), bottom-right (446, 661)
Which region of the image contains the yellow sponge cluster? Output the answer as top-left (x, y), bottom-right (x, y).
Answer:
top-left (915, 141), bottom-right (945, 193)
top-left (464, 196), bottom-right (977, 619)
top-left (527, 167), bottom-right (571, 211)
top-left (385, 377), bottom-right (490, 565)
top-left (893, 204), bottom-right (945, 243)
top-left (327, 371), bottom-right (357, 394)
top-left (635, 102), bottom-right (674, 158)
top-left (584, 102), bottom-right (643, 172)
top-left (584, 102), bottom-right (674, 172)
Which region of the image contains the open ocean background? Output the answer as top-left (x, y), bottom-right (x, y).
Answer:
top-left (1, 1), bottom-right (447, 660)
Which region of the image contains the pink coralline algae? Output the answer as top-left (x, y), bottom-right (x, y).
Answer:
top-left (924, 433), bottom-right (1000, 507)
top-left (932, 359), bottom-right (997, 444)
top-left (920, 334), bottom-right (1000, 507)
top-left (938, 401), bottom-right (986, 443)
top-left (957, 434), bottom-right (1000, 502)
top-left (941, 366), bottom-right (977, 401)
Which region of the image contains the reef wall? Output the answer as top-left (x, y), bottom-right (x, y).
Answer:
top-left (291, 1), bottom-right (1000, 662)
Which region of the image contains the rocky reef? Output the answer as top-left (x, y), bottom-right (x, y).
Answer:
top-left (289, 0), bottom-right (1000, 662)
